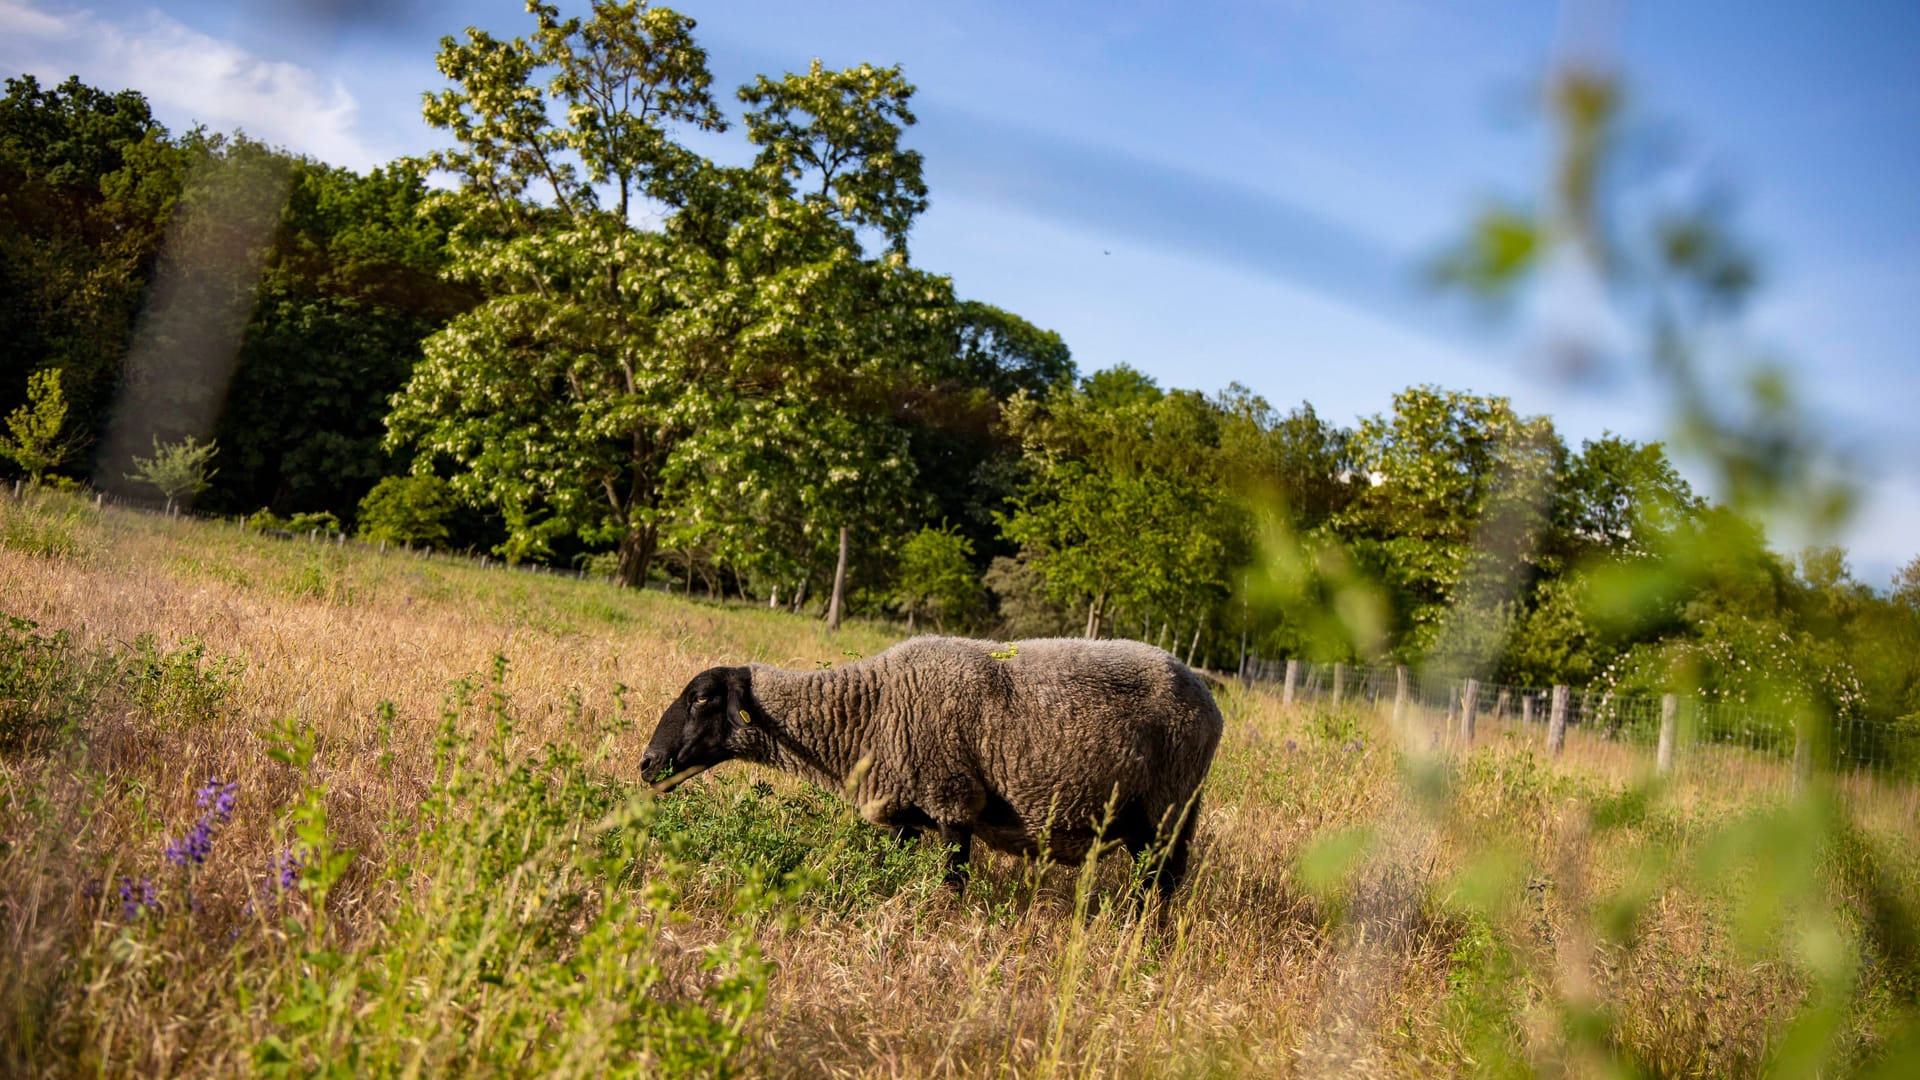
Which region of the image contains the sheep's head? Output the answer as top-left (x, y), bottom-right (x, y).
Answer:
top-left (642, 665), bottom-right (756, 792)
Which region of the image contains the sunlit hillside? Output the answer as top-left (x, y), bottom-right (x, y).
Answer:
top-left (3, 492), bottom-right (1914, 1077)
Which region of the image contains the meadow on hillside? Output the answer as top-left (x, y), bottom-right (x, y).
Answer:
top-left (2, 490), bottom-right (1917, 1077)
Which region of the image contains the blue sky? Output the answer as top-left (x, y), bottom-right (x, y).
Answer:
top-left (4, 0), bottom-right (1916, 582)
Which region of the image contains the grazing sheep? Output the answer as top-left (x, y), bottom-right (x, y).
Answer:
top-left (641, 636), bottom-right (1224, 899)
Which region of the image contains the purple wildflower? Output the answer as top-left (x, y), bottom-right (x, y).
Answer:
top-left (164, 823), bottom-right (214, 867)
top-left (118, 876), bottom-right (157, 920)
top-left (164, 777), bottom-right (238, 868)
top-left (241, 848), bottom-right (308, 927)
top-left (196, 778), bottom-right (238, 821)
top-left (270, 848), bottom-right (304, 891)
top-left (1284, 738), bottom-right (1297, 752)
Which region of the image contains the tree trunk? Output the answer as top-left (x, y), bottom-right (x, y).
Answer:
top-left (826, 525), bottom-right (850, 631)
top-left (615, 525), bottom-right (655, 589)
top-left (1187, 622), bottom-right (1202, 666)
top-left (1083, 588), bottom-right (1108, 639)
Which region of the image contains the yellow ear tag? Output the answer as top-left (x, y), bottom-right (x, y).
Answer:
top-left (738, 708), bottom-right (753, 725)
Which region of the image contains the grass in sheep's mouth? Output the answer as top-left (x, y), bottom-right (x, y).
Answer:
top-left (649, 763), bottom-right (714, 793)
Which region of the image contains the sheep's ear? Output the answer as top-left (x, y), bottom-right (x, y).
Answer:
top-left (725, 667), bottom-right (754, 726)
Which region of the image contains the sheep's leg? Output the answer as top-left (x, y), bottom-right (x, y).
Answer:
top-left (1122, 795), bottom-right (1202, 905)
top-left (937, 822), bottom-right (973, 892)
top-left (886, 805), bottom-right (936, 847)
top-left (1151, 795), bottom-right (1201, 903)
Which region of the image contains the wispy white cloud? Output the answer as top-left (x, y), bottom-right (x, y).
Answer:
top-left (0, 0), bottom-right (380, 169)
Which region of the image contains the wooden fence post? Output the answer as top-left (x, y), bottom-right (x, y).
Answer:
top-left (1522, 694), bottom-right (1534, 727)
top-left (1547, 685), bottom-right (1569, 756)
top-left (1283, 660), bottom-right (1299, 706)
top-left (1393, 666), bottom-right (1409, 725)
top-left (1494, 689), bottom-right (1511, 722)
top-left (1657, 694), bottom-right (1679, 774)
top-left (1460, 679), bottom-right (1480, 742)
top-left (1332, 662), bottom-right (1346, 707)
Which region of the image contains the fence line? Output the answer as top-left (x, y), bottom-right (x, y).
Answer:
top-left (5, 482), bottom-right (625, 586)
top-left (1244, 655), bottom-right (1920, 811)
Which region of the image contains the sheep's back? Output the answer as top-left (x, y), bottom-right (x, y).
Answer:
top-left (956, 637), bottom-right (1222, 849)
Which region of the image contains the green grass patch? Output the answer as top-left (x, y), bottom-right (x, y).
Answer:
top-left (1, 494), bottom-right (89, 560)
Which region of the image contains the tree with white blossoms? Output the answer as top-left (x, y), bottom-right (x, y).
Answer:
top-left (386, 1), bottom-right (952, 594)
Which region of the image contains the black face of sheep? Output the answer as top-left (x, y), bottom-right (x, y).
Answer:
top-left (642, 665), bottom-right (753, 792)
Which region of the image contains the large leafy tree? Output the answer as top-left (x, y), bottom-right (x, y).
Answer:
top-left (1213, 383), bottom-right (1352, 528)
top-left (1000, 372), bottom-right (1246, 649)
top-left (1335, 386), bottom-right (1563, 669)
top-left (389, 3), bottom-right (953, 592)
top-left (94, 130), bottom-right (296, 496)
top-left (899, 300), bottom-right (1078, 569)
top-left (389, 1), bottom-right (731, 580)
top-left (0, 75), bottom-right (180, 470)
top-left (1553, 433), bottom-right (1700, 561)
top-left (212, 159), bottom-right (465, 516)
top-left (1497, 434), bottom-right (1701, 684)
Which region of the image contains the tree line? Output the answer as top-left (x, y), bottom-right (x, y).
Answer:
top-left (3, 2), bottom-right (1917, 742)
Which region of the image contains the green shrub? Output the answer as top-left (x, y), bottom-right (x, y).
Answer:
top-left (0, 616), bottom-right (110, 749)
top-left (356, 475), bottom-right (453, 548)
top-left (245, 508), bottom-right (290, 532)
top-left (232, 670), bottom-right (776, 1076)
top-left (645, 776), bottom-right (950, 911)
top-left (122, 634), bottom-right (243, 728)
top-left (1441, 916), bottom-right (1531, 1077)
top-left (286, 511), bottom-right (341, 536)
top-left (246, 509), bottom-right (342, 537)
top-left (0, 499), bottom-right (86, 560)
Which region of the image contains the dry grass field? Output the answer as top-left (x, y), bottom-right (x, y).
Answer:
top-left (2, 490), bottom-right (1916, 1077)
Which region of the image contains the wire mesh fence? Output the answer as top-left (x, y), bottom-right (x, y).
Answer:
top-left (1244, 655), bottom-right (1920, 817)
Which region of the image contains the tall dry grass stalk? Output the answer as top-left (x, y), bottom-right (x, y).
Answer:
top-left (1, 490), bottom-right (1913, 1076)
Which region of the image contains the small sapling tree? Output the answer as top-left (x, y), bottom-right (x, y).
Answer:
top-left (0, 368), bottom-right (74, 486)
top-left (127, 435), bottom-right (218, 513)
